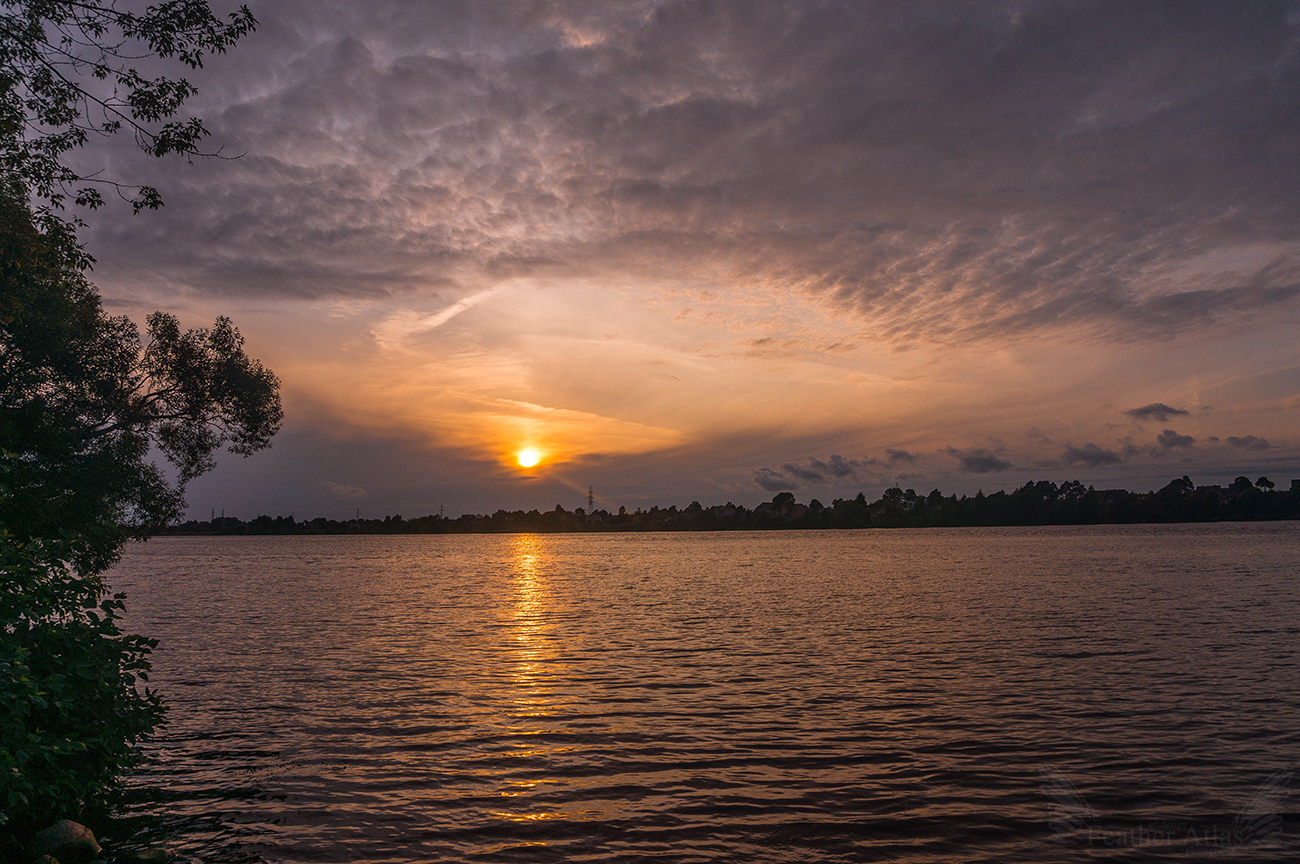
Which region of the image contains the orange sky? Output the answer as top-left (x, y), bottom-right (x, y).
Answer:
top-left (83, 1), bottom-right (1300, 518)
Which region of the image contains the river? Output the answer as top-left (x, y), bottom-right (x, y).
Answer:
top-left (106, 524), bottom-right (1300, 862)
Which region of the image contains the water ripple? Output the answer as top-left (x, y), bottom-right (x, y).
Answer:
top-left (108, 525), bottom-right (1300, 862)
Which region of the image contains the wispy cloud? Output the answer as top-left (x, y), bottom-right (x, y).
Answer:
top-left (320, 481), bottom-right (368, 501)
top-left (372, 286), bottom-right (507, 350)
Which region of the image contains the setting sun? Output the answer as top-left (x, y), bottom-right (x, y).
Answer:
top-left (517, 448), bottom-right (541, 468)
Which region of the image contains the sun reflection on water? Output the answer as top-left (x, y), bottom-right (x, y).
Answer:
top-left (491, 534), bottom-right (593, 827)
top-left (507, 533), bottom-right (562, 716)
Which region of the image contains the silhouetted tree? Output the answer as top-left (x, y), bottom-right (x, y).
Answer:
top-left (1230, 476), bottom-right (1256, 495)
top-left (1, 0), bottom-right (256, 214)
top-left (1, 0), bottom-right (263, 836)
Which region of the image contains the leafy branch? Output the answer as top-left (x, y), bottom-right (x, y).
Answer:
top-left (0, 0), bottom-right (256, 212)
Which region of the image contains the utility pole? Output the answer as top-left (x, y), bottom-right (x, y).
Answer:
top-left (588, 485), bottom-right (594, 509)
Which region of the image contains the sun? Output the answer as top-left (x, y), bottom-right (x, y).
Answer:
top-left (517, 448), bottom-right (541, 468)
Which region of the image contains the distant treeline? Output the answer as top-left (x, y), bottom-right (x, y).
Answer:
top-left (164, 475), bottom-right (1299, 535)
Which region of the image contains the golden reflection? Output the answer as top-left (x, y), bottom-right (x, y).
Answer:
top-left (489, 534), bottom-right (584, 825)
top-left (505, 534), bottom-right (564, 718)
top-left (489, 535), bottom-right (624, 826)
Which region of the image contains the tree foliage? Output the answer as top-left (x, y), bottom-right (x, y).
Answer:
top-left (0, 0), bottom-right (256, 212)
top-left (0, 533), bottom-right (162, 836)
top-left (0, 1), bottom-right (267, 836)
top-left (0, 180), bottom-right (280, 555)
top-left (0, 177), bottom-right (280, 834)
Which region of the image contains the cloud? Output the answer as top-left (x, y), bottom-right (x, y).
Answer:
top-left (771, 454), bottom-right (869, 484)
top-left (411, 287), bottom-right (506, 331)
top-left (320, 481), bottom-right (368, 500)
top-left (780, 461), bottom-right (825, 482)
top-left (372, 286), bottom-right (507, 349)
top-left (948, 447), bottom-right (1012, 474)
top-left (1156, 429), bottom-right (1196, 449)
top-left (1226, 435), bottom-right (1271, 451)
top-left (816, 454), bottom-right (861, 477)
top-left (754, 467), bottom-right (798, 492)
top-left (62, 0), bottom-right (1300, 521)
top-left (1061, 442), bottom-right (1123, 467)
top-left (82, 0), bottom-right (1300, 345)
top-left (1125, 403), bottom-right (1190, 423)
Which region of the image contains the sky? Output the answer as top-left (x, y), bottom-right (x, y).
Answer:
top-left (78, 0), bottom-right (1300, 519)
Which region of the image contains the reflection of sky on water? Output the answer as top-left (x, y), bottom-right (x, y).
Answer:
top-left (105, 529), bottom-right (1300, 862)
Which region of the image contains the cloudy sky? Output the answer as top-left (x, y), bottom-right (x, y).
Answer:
top-left (82, 0), bottom-right (1300, 519)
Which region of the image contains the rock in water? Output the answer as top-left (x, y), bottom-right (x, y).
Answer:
top-left (25, 821), bottom-right (101, 863)
top-left (120, 850), bottom-right (177, 864)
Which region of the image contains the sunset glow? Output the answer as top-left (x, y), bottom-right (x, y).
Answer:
top-left (81, 2), bottom-right (1298, 520)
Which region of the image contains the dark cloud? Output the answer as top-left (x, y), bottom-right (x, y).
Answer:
top-left (1125, 403), bottom-right (1191, 423)
top-left (780, 461), bottom-right (825, 482)
top-left (811, 454), bottom-right (862, 478)
top-left (754, 467), bottom-right (798, 492)
top-left (1226, 435), bottom-right (1271, 451)
top-left (886, 449), bottom-right (918, 464)
top-left (948, 447), bottom-right (1012, 474)
top-left (1061, 442), bottom-right (1123, 467)
top-left (1156, 429), bottom-right (1196, 449)
top-left (81, 0), bottom-right (1300, 342)
top-left (778, 454), bottom-right (863, 484)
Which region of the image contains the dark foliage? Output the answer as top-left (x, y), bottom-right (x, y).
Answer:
top-left (1, 0), bottom-right (263, 844)
top-left (0, 534), bottom-right (161, 837)
top-left (0, 182), bottom-right (279, 835)
top-left (0, 0), bottom-right (256, 212)
top-left (168, 477), bottom-right (1299, 537)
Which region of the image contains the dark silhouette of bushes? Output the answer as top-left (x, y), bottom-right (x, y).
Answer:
top-left (164, 476), bottom-right (1299, 536)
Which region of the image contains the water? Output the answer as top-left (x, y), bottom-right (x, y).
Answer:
top-left (106, 524), bottom-right (1300, 862)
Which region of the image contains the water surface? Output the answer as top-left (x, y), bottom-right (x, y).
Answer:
top-left (108, 524), bottom-right (1300, 862)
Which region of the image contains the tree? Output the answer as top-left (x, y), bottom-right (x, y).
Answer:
top-left (1, 0), bottom-right (257, 213)
top-left (1, 0), bottom-right (265, 840)
top-left (1230, 476), bottom-right (1256, 495)
top-left (0, 181), bottom-right (280, 563)
top-left (1, 180), bottom-right (280, 837)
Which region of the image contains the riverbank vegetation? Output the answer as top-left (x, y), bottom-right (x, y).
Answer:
top-left (1, 0), bottom-right (274, 851)
top-left (165, 476), bottom-right (1299, 536)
